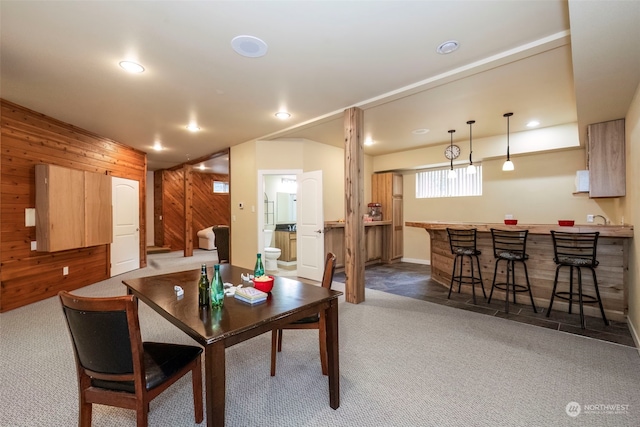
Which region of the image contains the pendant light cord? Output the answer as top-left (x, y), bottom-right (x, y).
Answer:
top-left (467, 120), bottom-right (475, 165)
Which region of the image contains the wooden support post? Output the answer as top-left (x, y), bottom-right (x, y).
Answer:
top-left (184, 165), bottom-right (193, 257)
top-left (344, 107), bottom-right (365, 303)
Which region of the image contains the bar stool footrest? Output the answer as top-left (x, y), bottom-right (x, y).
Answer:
top-left (452, 276), bottom-right (484, 286)
top-left (552, 291), bottom-right (600, 305)
top-left (492, 282), bottom-right (531, 294)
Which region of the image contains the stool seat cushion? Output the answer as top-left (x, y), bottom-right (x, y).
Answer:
top-left (497, 251), bottom-right (528, 261)
top-left (556, 256), bottom-right (598, 267)
top-left (454, 248), bottom-right (480, 256)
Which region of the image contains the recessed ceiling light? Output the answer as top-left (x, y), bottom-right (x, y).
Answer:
top-left (199, 164), bottom-right (205, 171)
top-left (275, 111), bottom-right (291, 119)
top-left (186, 124), bottom-right (201, 132)
top-left (153, 141), bottom-right (163, 151)
top-left (119, 61), bottom-right (144, 73)
top-left (436, 40), bottom-right (459, 55)
top-left (412, 128), bottom-right (430, 135)
top-left (231, 35), bottom-right (268, 58)
top-left (365, 137), bottom-right (374, 146)
top-left (526, 120), bottom-right (540, 128)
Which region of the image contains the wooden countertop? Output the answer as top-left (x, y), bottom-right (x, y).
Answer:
top-left (405, 221), bottom-right (634, 238)
top-left (325, 220), bottom-right (392, 228)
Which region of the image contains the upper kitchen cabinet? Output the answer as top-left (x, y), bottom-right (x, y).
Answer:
top-left (588, 119), bottom-right (625, 198)
top-left (36, 164), bottom-right (112, 252)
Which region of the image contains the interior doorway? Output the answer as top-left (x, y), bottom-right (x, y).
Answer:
top-left (111, 177), bottom-right (140, 276)
top-left (257, 170), bottom-right (302, 274)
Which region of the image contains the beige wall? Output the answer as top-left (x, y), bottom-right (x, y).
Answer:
top-left (403, 148), bottom-right (618, 263)
top-left (231, 138), bottom-right (372, 269)
top-left (622, 84), bottom-right (639, 344)
top-left (230, 141), bottom-right (259, 269)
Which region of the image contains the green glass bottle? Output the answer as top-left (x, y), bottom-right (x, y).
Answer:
top-left (254, 253), bottom-right (265, 278)
top-left (198, 264), bottom-right (210, 307)
top-left (210, 264), bottom-right (224, 308)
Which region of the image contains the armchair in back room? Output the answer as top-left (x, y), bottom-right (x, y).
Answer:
top-left (212, 225), bottom-right (230, 263)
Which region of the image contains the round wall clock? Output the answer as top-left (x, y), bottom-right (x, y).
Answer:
top-left (445, 144), bottom-right (461, 160)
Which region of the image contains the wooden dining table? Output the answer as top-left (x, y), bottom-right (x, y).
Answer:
top-left (122, 264), bottom-right (342, 426)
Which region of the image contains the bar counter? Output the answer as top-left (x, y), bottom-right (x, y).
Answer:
top-left (406, 221), bottom-right (634, 322)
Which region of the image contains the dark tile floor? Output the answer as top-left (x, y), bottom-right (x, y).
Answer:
top-left (333, 262), bottom-right (637, 348)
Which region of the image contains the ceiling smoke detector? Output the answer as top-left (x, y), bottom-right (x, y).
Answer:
top-left (436, 40), bottom-right (459, 55)
top-left (231, 35), bottom-right (268, 58)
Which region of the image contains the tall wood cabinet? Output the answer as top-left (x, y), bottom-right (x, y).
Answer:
top-left (36, 164), bottom-right (112, 252)
top-left (588, 119), bottom-right (625, 198)
top-left (372, 172), bottom-right (403, 261)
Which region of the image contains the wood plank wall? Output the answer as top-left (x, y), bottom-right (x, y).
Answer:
top-left (155, 170), bottom-right (229, 250)
top-left (0, 99), bottom-right (147, 312)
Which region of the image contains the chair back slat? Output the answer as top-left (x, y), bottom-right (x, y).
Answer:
top-left (550, 231), bottom-right (599, 267)
top-left (491, 229), bottom-right (528, 258)
top-left (446, 228), bottom-right (478, 252)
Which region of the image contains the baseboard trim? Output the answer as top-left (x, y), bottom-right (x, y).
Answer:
top-left (400, 257), bottom-right (430, 265)
top-left (627, 317), bottom-right (640, 354)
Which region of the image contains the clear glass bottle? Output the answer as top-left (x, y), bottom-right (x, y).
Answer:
top-left (254, 253), bottom-right (265, 278)
top-left (198, 264), bottom-right (210, 307)
top-left (210, 264), bottom-right (224, 308)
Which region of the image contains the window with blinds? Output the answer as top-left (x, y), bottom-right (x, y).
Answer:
top-left (416, 165), bottom-right (482, 198)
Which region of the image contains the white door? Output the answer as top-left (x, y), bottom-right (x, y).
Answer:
top-left (111, 177), bottom-right (140, 276)
top-left (296, 170), bottom-right (324, 281)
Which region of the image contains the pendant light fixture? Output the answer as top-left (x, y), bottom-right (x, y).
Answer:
top-left (447, 130), bottom-right (457, 179)
top-left (502, 112), bottom-right (514, 171)
top-left (466, 120), bottom-right (476, 175)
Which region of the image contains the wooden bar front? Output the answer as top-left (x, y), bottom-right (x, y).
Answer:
top-left (406, 221), bottom-right (634, 322)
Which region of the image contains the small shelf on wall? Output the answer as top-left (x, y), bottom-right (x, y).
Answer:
top-left (264, 193), bottom-right (274, 225)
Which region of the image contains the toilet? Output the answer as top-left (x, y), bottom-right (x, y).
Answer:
top-left (263, 229), bottom-right (281, 271)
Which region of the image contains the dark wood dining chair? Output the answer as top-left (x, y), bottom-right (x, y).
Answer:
top-left (59, 291), bottom-right (204, 427)
top-left (270, 252), bottom-right (337, 376)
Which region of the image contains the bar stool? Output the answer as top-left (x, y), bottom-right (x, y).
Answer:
top-left (446, 228), bottom-right (486, 304)
top-left (488, 229), bottom-right (537, 313)
top-left (547, 231), bottom-right (608, 329)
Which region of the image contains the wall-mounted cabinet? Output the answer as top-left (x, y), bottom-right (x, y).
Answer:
top-left (36, 164), bottom-right (112, 252)
top-left (588, 119), bottom-right (625, 198)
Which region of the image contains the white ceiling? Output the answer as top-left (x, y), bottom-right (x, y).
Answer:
top-left (1, 1), bottom-right (638, 171)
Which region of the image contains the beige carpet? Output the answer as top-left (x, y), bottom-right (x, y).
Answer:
top-left (2, 250), bottom-right (640, 426)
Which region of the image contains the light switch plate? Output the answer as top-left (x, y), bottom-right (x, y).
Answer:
top-left (31, 241), bottom-right (37, 251)
top-left (505, 214), bottom-right (513, 219)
